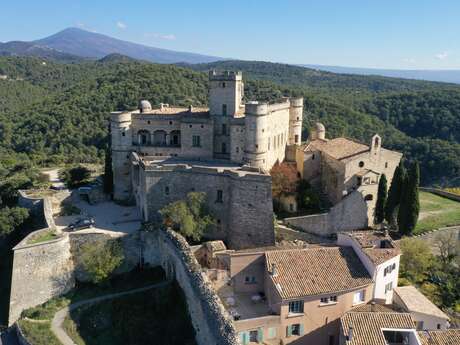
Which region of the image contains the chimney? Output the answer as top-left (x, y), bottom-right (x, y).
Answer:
top-left (347, 326), bottom-right (353, 341)
top-left (371, 301), bottom-right (376, 312)
top-left (271, 263), bottom-right (278, 277)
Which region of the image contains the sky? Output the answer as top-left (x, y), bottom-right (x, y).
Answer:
top-left (1, 0), bottom-right (459, 69)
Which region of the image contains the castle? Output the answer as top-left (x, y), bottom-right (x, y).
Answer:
top-left (111, 70), bottom-right (303, 249)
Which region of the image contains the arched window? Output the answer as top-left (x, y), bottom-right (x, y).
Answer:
top-left (137, 130), bottom-right (151, 145)
top-left (364, 194), bottom-right (373, 201)
top-left (222, 142), bottom-right (227, 154)
top-left (153, 130), bottom-right (167, 146)
top-left (374, 137), bottom-right (380, 147)
top-left (359, 161), bottom-right (365, 168)
top-left (170, 130), bottom-right (181, 147)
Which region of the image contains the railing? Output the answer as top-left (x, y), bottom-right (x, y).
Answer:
top-left (132, 142), bottom-right (181, 148)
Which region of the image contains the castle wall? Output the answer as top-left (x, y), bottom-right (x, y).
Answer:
top-left (284, 191), bottom-right (368, 236)
top-left (229, 122), bottom-right (245, 163)
top-left (140, 164), bottom-right (274, 249)
top-left (180, 120), bottom-right (214, 159)
top-left (321, 154), bottom-right (346, 204)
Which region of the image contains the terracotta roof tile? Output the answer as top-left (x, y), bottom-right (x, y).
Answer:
top-left (418, 330), bottom-right (460, 345)
top-left (305, 137), bottom-right (369, 160)
top-left (351, 302), bottom-right (397, 313)
top-left (340, 312), bottom-right (415, 345)
top-left (265, 247), bottom-right (373, 299)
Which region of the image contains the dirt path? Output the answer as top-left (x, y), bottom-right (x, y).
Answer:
top-left (51, 281), bottom-right (170, 345)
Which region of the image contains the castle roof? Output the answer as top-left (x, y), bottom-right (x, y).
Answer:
top-left (394, 286), bottom-right (449, 320)
top-left (265, 247), bottom-right (373, 299)
top-left (340, 312), bottom-right (415, 345)
top-left (304, 137), bottom-right (370, 160)
top-left (418, 330), bottom-right (460, 345)
top-left (136, 104), bottom-right (209, 116)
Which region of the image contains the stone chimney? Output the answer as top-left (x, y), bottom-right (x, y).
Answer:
top-left (271, 263), bottom-right (278, 277)
top-left (371, 301), bottom-right (376, 312)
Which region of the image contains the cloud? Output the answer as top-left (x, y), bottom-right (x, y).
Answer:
top-left (76, 22), bottom-right (97, 33)
top-left (144, 32), bottom-right (176, 40)
top-left (116, 21), bottom-right (127, 30)
top-left (435, 51), bottom-right (449, 60)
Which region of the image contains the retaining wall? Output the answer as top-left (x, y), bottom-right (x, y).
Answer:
top-left (420, 187), bottom-right (460, 202)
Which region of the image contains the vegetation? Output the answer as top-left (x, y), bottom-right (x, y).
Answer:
top-left (17, 320), bottom-right (61, 345)
top-left (59, 200), bottom-right (81, 216)
top-left (374, 174), bottom-right (387, 224)
top-left (415, 192), bottom-right (460, 234)
top-left (398, 162), bottom-right (420, 235)
top-left (63, 282), bottom-right (196, 345)
top-left (160, 192), bottom-right (214, 241)
top-left (79, 240), bottom-right (124, 284)
top-left (0, 206), bottom-right (29, 238)
top-left (27, 229), bottom-right (58, 245)
top-left (60, 165), bottom-right (92, 188)
top-left (399, 236), bottom-right (459, 316)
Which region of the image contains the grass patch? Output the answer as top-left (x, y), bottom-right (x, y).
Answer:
top-left (17, 320), bottom-right (61, 345)
top-left (27, 229), bottom-right (58, 245)
top-left (64, 282), bottom-right (196, 345)
top-left (415, 191), bottom-right (460, 234)
top-left (21, 266), bottom-right (165, 320)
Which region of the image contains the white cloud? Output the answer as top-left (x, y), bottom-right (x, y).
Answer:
top-left (116, 21), bottom-right (127, 30)
top-left (75, 22), bottom-right (97, 33)
top-left (144, 32), bottom-right (176, 41)
top-left (435, 51), bottom-right (449, 60)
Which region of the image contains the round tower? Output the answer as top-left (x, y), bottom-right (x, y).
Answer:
top-left (110, 111), bottom-right (133, 201)
top-left (244, 102), bottom-right (269, 169)
top-left (310, 122), bottom-right (326, 141)
top-left (288, 97), bottom-right (304, 145)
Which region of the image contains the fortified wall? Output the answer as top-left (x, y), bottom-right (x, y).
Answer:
top-left (283, 190), bottom-right (368, 236)
top-left (8, 193), bottom-right (238, 345)
top-left (134, 156), bottom-right (275, 249)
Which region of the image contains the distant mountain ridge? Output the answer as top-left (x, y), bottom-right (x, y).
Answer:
top-left (0, 40), bottom-right (83, 62)
top-left (302, 64), bottom-right (460, 85)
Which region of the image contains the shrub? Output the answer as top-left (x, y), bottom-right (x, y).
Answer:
top-left (60, 166), bottom-right (91, 188)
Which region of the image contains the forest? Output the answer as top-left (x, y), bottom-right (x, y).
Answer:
top-left (1, 56), bottom-right (460, 188)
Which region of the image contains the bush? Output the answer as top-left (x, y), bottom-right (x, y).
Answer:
top-left (79, 240), bottom-right (124, 284)
top-left (60, 166), bottom-right (91, 188)
top-left (0, 206), bottom-right (29, 237)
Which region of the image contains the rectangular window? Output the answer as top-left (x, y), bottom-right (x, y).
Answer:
top-left (385, 282), bottom-right (393, 294)
top-left (216, 190), bottom-right (223, 203)
top-left (192, 135), bottom-right (201, 147)
top-left (353, 290), bottom-right (365, 305)
top-left (164, 186), bottom-right (170, 196)
top-left (320, 296), bottom-right (337, 305)
top-left (222, 104), bottom-right (227, 116)
top-left (291, 324), bottom-right (302, 336)
top-left (295, 134), bottom-right (299, 143)
top-left (288, 300), bottom-right (304, 314)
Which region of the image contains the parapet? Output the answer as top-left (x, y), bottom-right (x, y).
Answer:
top-left (110, 111), bottom-right (132, 123)
top-left (245, 101), bottom-right (269, 116)
top-left (209, 70), bottom-right (243, 81)
top-left (290, 97), bottom-right (304, 107)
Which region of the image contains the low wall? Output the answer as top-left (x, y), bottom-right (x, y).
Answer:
top-left (16, 322), bottom-right (33, 345)
top-left (420, 187), bottom-right (460, 202)
top-left (143, 229), bottom-right (239, 345)
top-left (284, 191), bottom-right (368, 236)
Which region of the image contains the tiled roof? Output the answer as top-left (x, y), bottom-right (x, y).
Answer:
top-left (394, 286), bottom-right (449, 320)
top-left (418, 330), bottom-right (460, 345)
top-left (265, 247), bottom-right (373, 299)
top-left (139, 106), bottom-right (209, 115)
top-left (304, 137), bottom-right (369, 160)
top-left (340, 312), bottom-right (415, 345)
top-left (351, 302), bottom-right (397, 313)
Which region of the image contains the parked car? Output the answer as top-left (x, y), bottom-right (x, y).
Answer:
top-left (67, 218), bottom-right (95, 231)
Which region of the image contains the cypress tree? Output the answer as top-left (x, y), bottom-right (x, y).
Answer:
top-left (384, 161), bottom-right (406, 227)
top-left (398, 161), bottom-right (420, 235)
top-left (374, 174), bottom-right (387, 224)
top-left (103, 125), bottom-right (114, 195)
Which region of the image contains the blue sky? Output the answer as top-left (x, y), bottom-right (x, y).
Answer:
top-left (1, 0), bottom-right (459, 69)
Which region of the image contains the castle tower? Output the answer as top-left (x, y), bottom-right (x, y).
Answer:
top-left (288, 97), bottom-right (304, 145)
top-left (110, 111), bottom-right (133, 201)
top-left (243, 102), bottom-right (269, 169)
top-left (310, 122), bottom-right (326, 141)
top-left (209, 70), bottom-right (244, 159)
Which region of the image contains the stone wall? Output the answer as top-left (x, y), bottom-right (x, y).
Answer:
top-left (284, 191), bottom-right (368, 236)
top-left (142, 229), bottom-right (239, 345)
top-left (420, 187), bottom-right (460, 202)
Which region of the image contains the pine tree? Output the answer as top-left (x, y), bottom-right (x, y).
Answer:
top-left (384, 161), bottom-right (406, 227)
top-left (103, 126), bottom-right (114, 195)
top-left (397, 161), bottom-right (420, 235)
top-left (374, 174), bottom-right (387, 224)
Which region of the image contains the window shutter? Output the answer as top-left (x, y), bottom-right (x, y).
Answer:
top-left (299, 324), bottom-right (304, 336)
top-left (257, 328), bottom-right (264, 342)
top-left (287, 325), bottom-right (292, 337)
top-left (240, 331), bottom-right (249, 345)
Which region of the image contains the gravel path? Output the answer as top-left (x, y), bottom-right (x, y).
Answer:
top-left (51, 281), bottom-right (170, 345)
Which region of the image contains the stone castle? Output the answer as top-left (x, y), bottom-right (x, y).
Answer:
top-left (111, 70), bottom-right (303, 249)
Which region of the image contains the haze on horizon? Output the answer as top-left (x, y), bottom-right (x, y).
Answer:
top-left (1, 0), bottom-right (459, 70)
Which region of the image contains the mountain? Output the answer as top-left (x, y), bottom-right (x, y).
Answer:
top-left (0, 41), bottom-right (83, 62)
top-left (32, 27), bottom-right (223, 64)
top-left (302, 64), bottom-right (460, 85)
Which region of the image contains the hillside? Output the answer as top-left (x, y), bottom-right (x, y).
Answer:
top-left (0, 56), bottom-right (459, 186)
top-left (0, 41), bottom-right (84, 63)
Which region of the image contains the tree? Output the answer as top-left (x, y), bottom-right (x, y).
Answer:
top-left (61, 166), bottom-right (91, 188)
top-left (384, 162), bottom-right (406, 227)
top-left (79, 239), bottom-right (124, 284)
top-left (160, 192), bottom-right (214, 242)
top-left (434, 231), bottom-right (459, 267)
top-left (270, 162), bottom-right (299, 199)
top-left (103, 136), bottom-right (113, 195)
top-left (0, 206), bottom-right (29, 237)
top-left (398, 161), bottom-right (420, 235)
top-left (399, 238), bottom-right (434, 283)
top-left (374, 174), bottom-right (387, 224)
